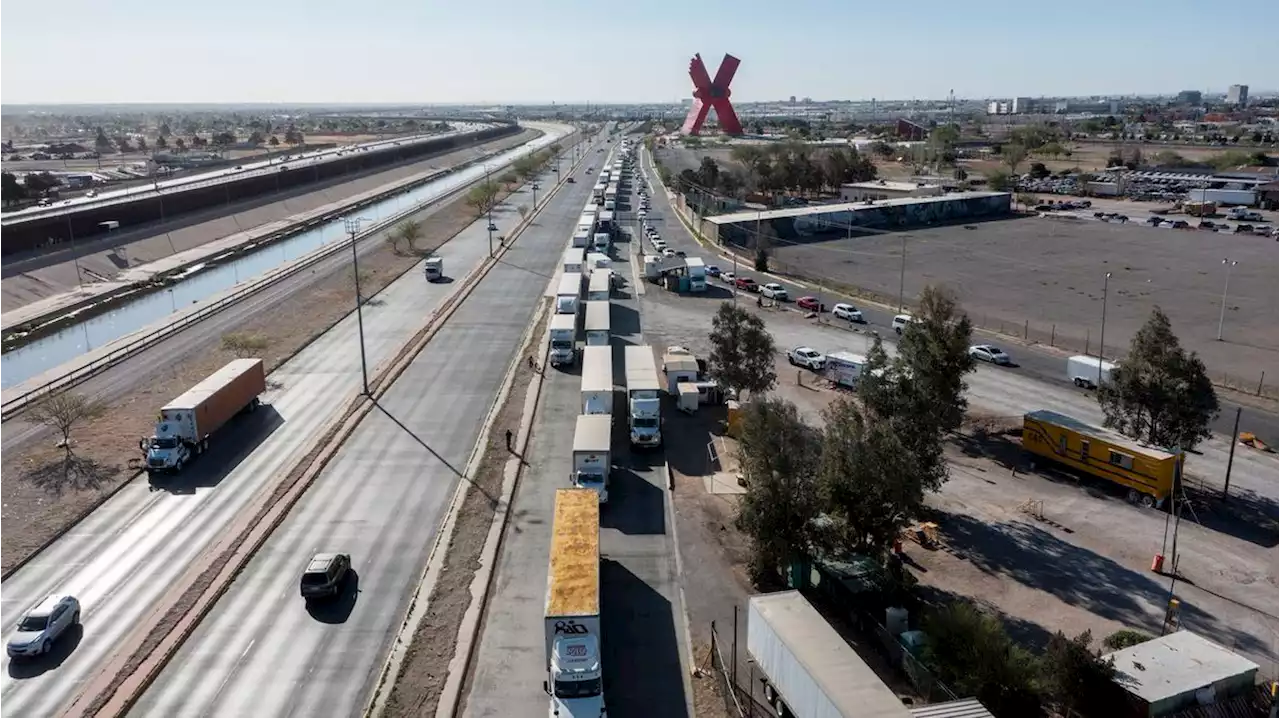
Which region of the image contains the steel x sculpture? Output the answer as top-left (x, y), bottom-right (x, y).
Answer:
top-left (681, 53), bottom-right (743, 136)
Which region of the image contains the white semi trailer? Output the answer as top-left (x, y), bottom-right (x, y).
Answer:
top-left (548, 312), bottom-right (578, 367)
top-left (142, 359), bottom-right (267, 474)
top-left (543, 488), bottom-right (606, 717)
top-left (623, 345), bottom-right (662, 449)
top-left (580, 345), bottom-right (613, 416)
top-left (571, 414), bottom-right (612, 503)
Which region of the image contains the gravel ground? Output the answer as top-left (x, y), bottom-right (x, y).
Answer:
top-left (0, 180), bottom-right (528, 575)
top-left (380, 301), bottom-right (550, 718)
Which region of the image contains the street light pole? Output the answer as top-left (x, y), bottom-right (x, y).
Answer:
top-left (1099, 271), bottom-right (1112, 387)
top-left (485, 167), bottom-right (495, 257)
top-left (897, 234), bottom-right (907, 312)
top-left (344, 216), bottom-right (371, 396)
top-left (1216, 258), bottom-right (1237, 341)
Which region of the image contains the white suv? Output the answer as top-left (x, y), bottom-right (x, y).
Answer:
top-left (760, 283), bottom-right (788, 301)
top-left (7, 594), bottom-right (80, 658)
top-left (832, 303), bottom-right (864, 323)
top-left (787, 346), bottom-right (826, 370)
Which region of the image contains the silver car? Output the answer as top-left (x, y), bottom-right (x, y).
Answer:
top-left (7, 594), bottom-right (80, 658)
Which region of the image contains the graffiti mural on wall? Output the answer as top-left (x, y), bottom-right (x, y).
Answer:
top-left (787, 194), bottom-right (1012, 240)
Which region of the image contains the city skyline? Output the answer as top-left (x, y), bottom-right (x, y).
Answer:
top-left (2, 0), bottom-right (1278, 104)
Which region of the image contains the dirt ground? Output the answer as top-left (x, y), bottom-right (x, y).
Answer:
top-left (0, 178), bottom-right (531, 576)
top-left (767, 216), bottom-right (1278, 393)
top-left (379, 301), bottom-right (550, 718)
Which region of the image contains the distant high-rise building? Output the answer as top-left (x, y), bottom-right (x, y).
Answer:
top-left (789, 95), bottom-right (796, 104)
top-left (1011, 97), bottom-right (1033, 114)
top-left (1176, 90), bottom-right (1203, 105)
top-left (1226, 84), bottom-right (1249, 106)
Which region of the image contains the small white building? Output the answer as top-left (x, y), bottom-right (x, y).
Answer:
top-left (839, 180), bottom-right (944, 203)
top-left (1104, 631), bottom-right (1259, 717)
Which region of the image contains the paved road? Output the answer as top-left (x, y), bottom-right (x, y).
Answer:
top-left (635, 149), bottom-right (1279, 447)
top-left (127, 136), bottom-right (604, 718)
top-left (0, 130), bottom-right (577, 718)
top-left (463, 143), bottom-right (690, 718)
top-left (1, 128), bottom-right (539, 310)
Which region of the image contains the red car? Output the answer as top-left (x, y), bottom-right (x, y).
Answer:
top-left (796, 296), bottom-right (823, 311)
top-left (734, 276), bottom-right (758, 292)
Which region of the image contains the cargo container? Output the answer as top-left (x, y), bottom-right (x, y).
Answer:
top-left (748, 591), bottom-right (907, 718)
top-left (556, 273), bottom-right (583, 315)
top-left (543, 489), bottom-right (605, 716)
top-left (142, 359), bottom-right (266, 474)
top-left (580, 345), bottom-right (613, 416)
top-left (586, 271), bottom-right (611, 302)
top-left (583, 301), bottom-right (611, 346)
top-left (1022, 409), bottom-right (1181, 507)
top-left (571, 415), bottom-right (612, 502)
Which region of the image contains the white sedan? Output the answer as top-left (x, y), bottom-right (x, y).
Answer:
top-left (787, 346), bottom-right (826, 370)
top-left (831, 303), bottom-right (864, 323)
top-left (760, 283), bottom-right (789, 301)
top-left (969, 344), bottom-right (1012, 365)
top-left (720, 271), bottom-right (736, 284)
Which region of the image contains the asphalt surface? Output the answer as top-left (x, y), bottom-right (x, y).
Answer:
top-left (636, 149), bottom-right (1279, 447)
top-left (127, 133), bottom-right (601, 718)
top-left (2, 127), bottom-right (539, 310)
top-left (0, 129), bottom-right (576, 718)
top-left (463, 143), bottom-right (691, 718)
top-left (1, 125), bottom-right (485, 221)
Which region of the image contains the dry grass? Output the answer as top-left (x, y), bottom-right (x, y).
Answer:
top-left (0, 168), bottom-right (533, 576)
top-left (380, 303), bottom-right (550, 717)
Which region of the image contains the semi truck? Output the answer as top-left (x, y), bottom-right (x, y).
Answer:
top-left (623, 345), bottom-right (662, 449)
top-left (544, 488), bottom-right (606, 717)
top-left (580, 345), bottom-right (614, 416)
top-left (587, 271), bottom-right (611, 302)
top-left (562, 246), bottom-right (585, 276)
top-left (573, 230), bottom-right (591, 248)
top-left (748, 591), bottom-right (907, 718)
top-left (571, 414), bottom-right (612, 502)
top-left (684, 257), bottom-right (707, 292)
top-left (592, 232), bottom-right (612, 254)
top-left (142, 358), bottom-right (267, 474)
top-left (556, 273), bottom-right (583, 315)
top-left (549, 312), bottom-right (578, 367)
top-left (583, 301), bottom-right (611, 346)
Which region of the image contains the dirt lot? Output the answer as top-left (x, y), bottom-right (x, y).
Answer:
top-left (766, 216), bottom-right (1278, 392)
top-left (0, 178), bottom-right (532, 576)
top-left (380, 301), bottom-right (549, 717)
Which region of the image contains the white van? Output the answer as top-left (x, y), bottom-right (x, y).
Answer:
top-left (1067, 355), bottom-right (1116, 389)
top-left (892, 314), bottom-right (919, 334)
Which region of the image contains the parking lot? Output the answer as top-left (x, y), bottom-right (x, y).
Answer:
top-left (767, 215), bottom-right (1278, 392)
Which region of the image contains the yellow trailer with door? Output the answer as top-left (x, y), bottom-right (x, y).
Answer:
top-left (1022, 409), bottom-right (1181, 508)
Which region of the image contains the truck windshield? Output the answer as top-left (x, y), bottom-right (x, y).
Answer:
top-left (150, 437), bottom-right (179, 449)
top-left (555, 677), bottom-right (602, 699)
top-left (633, 417), bottom-right (659, 429)
top-left (551, 339), bottom-right (573, 350)
top-left (576, 473), bottom-right (604, 487)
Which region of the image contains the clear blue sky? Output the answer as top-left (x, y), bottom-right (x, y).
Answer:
top-left (3, 0), bottom-right (1277, 104)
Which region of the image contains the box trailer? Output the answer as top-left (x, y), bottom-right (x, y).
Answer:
top-left (583, 301), bottom-right (611, 346)
top-left (580, 345), bottom-right (614, 416)
top-left (548, 312), bottom-right (578, 367)
top-left (143, 359), bottom-right (267, 474)
top-left (587, 271), bottom-right (611, 302)
top-left (748, 591), bottom-right (908, 718)
top-left (556, 273), bottom-right (583, 315)
top-left (662, 351), bottom-right (699, 394)
top-left (1067, 355), bottom-right (1115, 389)
top-left (572, 230), bottom-right (591, 248)
top-left (624, 345), bottom-right (662, 448)
top-left (544, 489), bottom-right (605, 716)
top-left (561, 246), bottom-right (585, 276)
top-left (571, 415), bottom-right (612, 502)
top-left (825, 351), bottom-right (868, 389)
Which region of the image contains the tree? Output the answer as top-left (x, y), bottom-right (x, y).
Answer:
top-left (136, 136), bottom-right (149, 153)
top-left (247, 130), bottom-right (265, 146)
top-left (114, 136), bottom-right (134, 153)
top-left (517, 204), bottom-right (529, 219)
top-left (284, 125), bottom-right (304, 146)
top-left (1098, 307), bottom-right (1219, 451)
top-left (175, 137), bottom-right (187, 152)
top-left (1102, 629), bottom-right (1151, 651)
top-left (1, 172), bottom-right (25, 204)
top-left (1028, 161), bottom-right (1050, 179)
top-left (268, 135), bottom-right (280, 146)
top-left (1040, 630), bottom-right (1118, 718)
top-left (1002, 143), bottom-right (1028, 174)
top-left (24, 172), bottom-right (59, 195)
top-left (734, 397), bottom-right (823, 585)
top-left (500, 171), bottom-right (519, 187)
top-left (27, 392), bottom-right (106, 451)
top-left (394, 219), bottom-right (423, 252)
top-left (986, 169), bottom-right (1013, 192)
top-left (221, 332), bottom-right (269, 358)
top-left (465, 180), bottom-right (500, 217)
top-left (158, 122), bottom-right (172, 138)
top-left (94, 127), bottom-right (112, 153)
top-left (923, 603), bottom-right (1043, 718)
top-left (706, 303), bottom-right (777, 397)
top-left (818, 397), bottom-right (931, 554)
top-left (155, 135), bottom-right (168, 150)
top-left (211, 131), bottom-right (237, 150)
top-left (893, 285), bottom-right (975, 436)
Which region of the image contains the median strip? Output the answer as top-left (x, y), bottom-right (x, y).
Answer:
top-left (60, 136), bottom-right (583, 718)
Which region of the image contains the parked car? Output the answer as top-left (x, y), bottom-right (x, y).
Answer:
top-left (892, 314), bottom-right (918, 334)
top-left (787, 346), bottom-right (826, 370)
top-left (1198, 220), bottom-right (1216, 230)
top-left (734, 276), bottom-right (759, 292)
top-left (705, 265), bottom-right (722, 277)
top-left (720, 271), bottom-right (736, 284)
top-left (675, 250), bottom-right (687, 258)
top-left (1146, 216), bottom-right (1163, 227)
top-left (300, 553), bottom-right (352, 600)
top-left (796, 296), bottom-right (823, 311)
top-left (832, 303), bottom-right (864, 323)
top-left (969, 344), bottom-right (1012, 366)
top-left (760, 283), bottom-right (788, 301)
top-left (1235, 224), bottom-right (1254, 234)
top-left (7, 595), bottom-right (80, 658)
top-left (663, 248), bottom-right (676, 258)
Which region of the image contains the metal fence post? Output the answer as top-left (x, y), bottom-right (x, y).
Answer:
top-left (1050, 323), bottom-right (1056, 346)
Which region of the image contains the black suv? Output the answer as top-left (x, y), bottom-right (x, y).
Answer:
top-left (300, 553), bottom-right (351, 599)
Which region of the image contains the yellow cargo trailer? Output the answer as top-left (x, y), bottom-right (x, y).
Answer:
top-left (1022, 410), bottom-right (1181, 508)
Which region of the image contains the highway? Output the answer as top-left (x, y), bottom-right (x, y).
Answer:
top-left (0, 125), bottom-right (488, 222)
top-left (0, 127), bottom-right (577, 718)
top-left (128, 132), bottom-right (605, 717)
top-left (463, 141), bottom-right (691, 718)
top-left (636, 148), bottom-right (1280, 447)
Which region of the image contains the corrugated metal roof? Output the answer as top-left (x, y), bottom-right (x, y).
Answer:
top-left (704, 191), bottom-right (1009, 226)
top-left (910, 698), bottom-right (994, 718)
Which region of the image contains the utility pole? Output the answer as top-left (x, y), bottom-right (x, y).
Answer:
top-left (344, 216), bottom-right (371, 396)
top-left (1099, 271), bottom-right (1112, 387)
top-left (485, 166), bottom-right (495, 257)
top-left (897, 234), bottom-right (907, 311)
top-left (1222, 406), bottom-right (1242, 498)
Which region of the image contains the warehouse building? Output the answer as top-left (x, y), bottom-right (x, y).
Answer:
top-left (839, 180), bottom-right (945, 202)
top-left (697, 191), bottom-right (1012, 247)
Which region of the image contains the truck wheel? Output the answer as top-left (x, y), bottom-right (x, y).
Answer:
top-left (1140, 493), bottom-right (1156, 509)
top-left (249, 398), bottom-right (260, 413)
top-left (201, 439), bottom-right (210, 453)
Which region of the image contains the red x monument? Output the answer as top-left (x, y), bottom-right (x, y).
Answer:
top-left (681, 53), bottom-right (744, 136)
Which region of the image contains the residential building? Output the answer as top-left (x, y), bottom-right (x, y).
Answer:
top-left (1226, 84), bottom-right (1249, 106)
